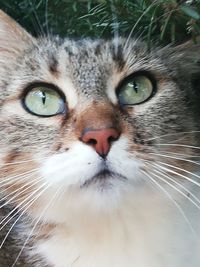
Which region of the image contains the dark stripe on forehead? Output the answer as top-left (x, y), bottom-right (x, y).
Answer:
top-left (49, 55), bottom-right (59, 77)
top-left (111, 44), bottom-right (125, 71)
top-left (94, 44), bottom-right (101, 56)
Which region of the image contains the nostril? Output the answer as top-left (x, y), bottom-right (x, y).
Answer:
top-left (86, 138), bottom-right (97, 146)
top-left (108, 135), bottom-right (118, 143)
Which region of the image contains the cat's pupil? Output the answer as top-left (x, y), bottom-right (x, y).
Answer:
top-left (132, 81), bottom-right (138, 93)
top-left (41, 91), bottom-right (46, 105)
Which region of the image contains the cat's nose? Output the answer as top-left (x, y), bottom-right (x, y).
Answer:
top-left (81, 128), bottom-right (120, 158)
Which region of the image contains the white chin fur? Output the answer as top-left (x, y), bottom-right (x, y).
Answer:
top-left (41, 136), bottom-right (142, 188)
top-left (37, 137), bottom-right (142, 222)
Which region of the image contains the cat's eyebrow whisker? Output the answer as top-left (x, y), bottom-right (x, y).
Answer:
top-left (0, 182), bottom-right (52, 250)
top-left (0, 175), bottom-right (44, 208)
top-left (45, 0), bottom-right (49, 38)
top-left (124, 0), bottom-right (157, 50)
top-left (148, 152), bottom-right (200, 166)
top-left (28, 0), bottom-right (45, 37)
top-left (0, 181), bottom-right (47, 232)
top-left (110, 0), bottom-right (119, 55)
top-left (11, 185), bottom-right (61, 267)
top-left (141, 170), bottom-right (197, 238)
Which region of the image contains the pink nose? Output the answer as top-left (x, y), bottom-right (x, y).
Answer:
top-left (81, 128), bottom-right (120, 158)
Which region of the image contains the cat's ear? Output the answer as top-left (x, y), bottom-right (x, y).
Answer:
top-left (0, 10), bottom-right (34, 60)
top-left (160, 38), bottom-right (200, 77)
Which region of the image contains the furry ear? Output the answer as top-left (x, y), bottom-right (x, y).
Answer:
top-left (164, 38), bottom-right (200, 103)
top-left (160, 38), bottom-right (200, 78)
top-left (0, 10), bottom-right (34, 61)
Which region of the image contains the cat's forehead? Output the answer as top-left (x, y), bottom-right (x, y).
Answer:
top-left (17, 37), bottom-right (164, 99)
top-left (30, 37), bottom-right (143, 71)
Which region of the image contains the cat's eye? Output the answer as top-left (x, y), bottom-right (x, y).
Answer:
top-left (23, 85), bottom-right (65, 117)
top-left (117, 75), bottom-right (154, 105)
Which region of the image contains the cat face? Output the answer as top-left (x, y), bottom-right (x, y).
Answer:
top-left (0, 10), bottom-right (200, 223)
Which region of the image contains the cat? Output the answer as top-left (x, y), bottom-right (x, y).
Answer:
top-left (0, 8), bottom-right (200, 267)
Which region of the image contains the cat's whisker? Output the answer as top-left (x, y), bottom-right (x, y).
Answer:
top-left (0, 182), bottom-right (52, 250)
top-left (0, 171), bottom-right (38, 188)
top-left (145, 147), bottom-right (200, 159)
top-left (141, 170), bottom-right (197, 238)
top-left (28, 0), bottom-right (45, 37)
top-left (148, 152), bottom-right (200, 166)
top-left (145, 130), bottom-right (200, 142)
top-left (152, 161), bottom-right (200, 180)
top-left (0, 175), bottom-right (44, 209)
top-left (45, 0), bottom-right (49, 38)
top-left (0, 181), bottom-right (47, 231)
top-left (124, 0), bottom-right (157, 50)
top-left (11, 185), bottom-right (61, 267)
top-left (0, 173), bottom-right (39, 201)
top-left (110, 0), bottom-right (120, 55)
top-left (0, 168), bottom-right (40, 186)
top-left (154, 143), bottom-right (200, 150)
top-left (0, 156), bottom-right (48, 167)
top-left (145, 163), bottom-right (200, 208)
top-left (0, 182), bottom-right (46, 232)
top-left (146, 161), bottom-right (200, 187)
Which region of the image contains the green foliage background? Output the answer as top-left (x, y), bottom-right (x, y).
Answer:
top-left (0, 0), bottom-right (200, 46)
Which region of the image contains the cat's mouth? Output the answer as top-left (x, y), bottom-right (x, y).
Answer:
top-left (81, 169), bottom-right (127, 188)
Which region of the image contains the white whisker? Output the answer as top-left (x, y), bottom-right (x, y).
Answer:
top-left (110, 0), bottom-right (119, 54)
top-left (11, 185), bottom-right (61, 267)
top-left (0, 182), bottom-right (52, 250)
top-left (28, 0), bottom-right (45, 37)
top-left (1, 156), bottom-right (48, 167)
top-left (0, 175), bottom-right (44, 209)
top-left (0, 181), bottom-right (47, 231)
top-left (45, 0), bottom-right (49, 37)
top-left (146, 161), bottom-right (200, 187)
top-left (0, 172), bottom-right (37, 196)
top-left (145, 131), bottom-right (200, 142)
top-left (141, 170), bottom-right (197, 238)
top-left (154, 143), bottom-right (200, 150)
top-left (146, 165), bottom-right (200, 209)
top-left (0, 168), bottom-right (39, 186)
top-left (149, 152), bottom-right (200, 166)
top-left (154, 161), bottom-right (200, 180)
top-left (124, 0), bottom-right (157, 50)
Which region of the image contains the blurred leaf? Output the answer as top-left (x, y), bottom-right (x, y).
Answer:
top-left (180, 4), bottom-right (200, 20)
top-left (160, 11), bottom-right (173, 41)
top-left (0, 0), bottom-right (200, 45)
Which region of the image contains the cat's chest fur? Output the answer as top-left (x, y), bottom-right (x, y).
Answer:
top-left (33, 187), bottom-right (200, 267)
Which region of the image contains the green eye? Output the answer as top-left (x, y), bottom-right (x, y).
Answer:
top-left (118, 75), bottom-right (154, 105)
top-left (24, 85), bottom-right (65, 116)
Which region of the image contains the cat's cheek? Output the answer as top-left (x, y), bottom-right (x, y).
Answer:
top-left (40, 142), bottom-right (102, 186)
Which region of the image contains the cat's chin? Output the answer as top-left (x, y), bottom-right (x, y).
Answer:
top-left (80, 169), bottom-right (127, 189)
